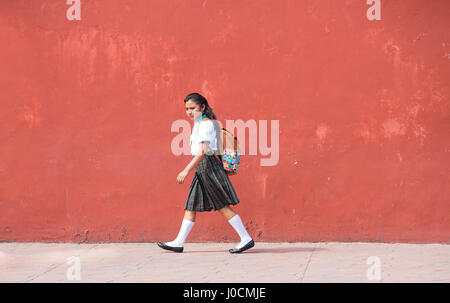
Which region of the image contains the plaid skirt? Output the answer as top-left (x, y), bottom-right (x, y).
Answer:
top-left (184, 154), bottom-right (240, 212)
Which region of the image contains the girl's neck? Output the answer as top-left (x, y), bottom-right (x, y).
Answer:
top-left (195, 114), bottom-right (208, 123)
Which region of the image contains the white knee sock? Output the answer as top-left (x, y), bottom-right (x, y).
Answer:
top-left (228, 214), bottom-right (253, 249)
top-left (165, 219), bottom-right (195, 247)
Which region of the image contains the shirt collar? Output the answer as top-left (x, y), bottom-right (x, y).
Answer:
top-left (195, 114), bottom-right (208, 123)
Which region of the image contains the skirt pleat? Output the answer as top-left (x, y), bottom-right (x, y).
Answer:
top-left (184, 154), bottom-right (240, 212)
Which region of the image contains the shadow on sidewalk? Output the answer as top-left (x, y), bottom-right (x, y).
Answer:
top-left (246, 247), bottom-right (326, 254)
top-left (182, 247), bottom-right (326, 254)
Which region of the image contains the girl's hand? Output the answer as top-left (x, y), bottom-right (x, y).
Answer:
top-left (176, 169), bottom-right (189, 184)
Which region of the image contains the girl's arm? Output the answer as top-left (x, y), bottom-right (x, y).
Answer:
top-left (177, 142), bottom-right (212, 184)
top-left (183, 142), bottom-right (209, 174)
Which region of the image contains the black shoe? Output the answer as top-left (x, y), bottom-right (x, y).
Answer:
top-left (157, 242), bottom-right (183, 253)
top-left (229, 239), bottom-right (255, 254)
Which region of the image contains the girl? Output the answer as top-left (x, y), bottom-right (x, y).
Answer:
top-left (157, 93), bottom-right (255, 254)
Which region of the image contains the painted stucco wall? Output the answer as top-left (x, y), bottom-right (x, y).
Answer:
top-left (0, 0), bottom-right (449, 243)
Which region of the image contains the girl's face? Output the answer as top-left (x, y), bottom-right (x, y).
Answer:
top-left (185, 100), bottom-right (205, 121)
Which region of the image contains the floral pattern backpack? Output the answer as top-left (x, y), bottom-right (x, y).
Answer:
top-left (200, 118), bottom-right (241, 176)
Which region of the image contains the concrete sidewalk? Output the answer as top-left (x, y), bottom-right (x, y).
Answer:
top-left (0, 242), bottom-right (448, 283)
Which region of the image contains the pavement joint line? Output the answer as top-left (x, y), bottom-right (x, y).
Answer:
top-left (25, 261), bottom-right (67, 283)
top-left (299, 242), bottom-right (317, 282)
top-left (25, 243), bottom-right (100, 282)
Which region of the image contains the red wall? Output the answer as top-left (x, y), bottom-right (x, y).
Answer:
top-left (0, 0), bottom-right (449, 243)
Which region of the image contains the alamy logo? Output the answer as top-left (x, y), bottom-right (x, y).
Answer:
top-left (66, 256), bottom-right (81, 280)
top-left (66, 0), bottom-right (81, 21)
top-left (366, 256), bottom-right (381, 281)
top-left (171, 119), bottom-right (279, 166)
top-left (366, 0), bottom-right (381, 21)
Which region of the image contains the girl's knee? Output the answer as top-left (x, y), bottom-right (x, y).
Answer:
top-left (218, 205), bottom-right (236, 217)
top-left (218, 205), bottom-right (230, 213)
top-left (184, 210), bottom-right (196, 220)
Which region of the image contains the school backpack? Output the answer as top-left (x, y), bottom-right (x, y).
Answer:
top-left (200, 118), bottom-right (241, 176)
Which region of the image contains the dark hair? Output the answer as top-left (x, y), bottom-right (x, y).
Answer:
top-left (184, 92), bottom-right (217, 120)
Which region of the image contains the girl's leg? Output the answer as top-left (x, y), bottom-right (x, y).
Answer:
top-left (217, 204), bottom-right (236, 220)
top-left (164, 210), bottom-right (196, 247)
top-left (184, 210), bottom-right (196, 222)
top-left (219, 205), bottom-right (253, 249)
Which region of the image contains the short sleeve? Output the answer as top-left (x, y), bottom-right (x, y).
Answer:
top-left (197, 121), bottom-right (213, 143)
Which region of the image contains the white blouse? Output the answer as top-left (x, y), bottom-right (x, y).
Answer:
top-left (190, 120), bottom-right (218, 156)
